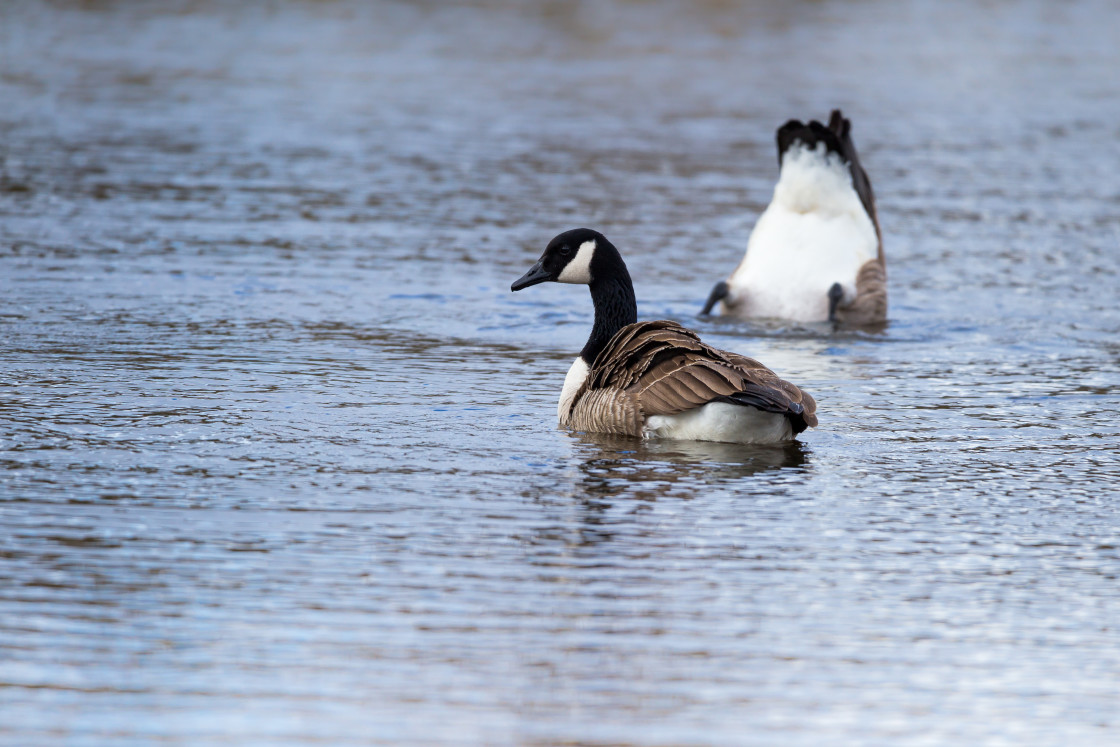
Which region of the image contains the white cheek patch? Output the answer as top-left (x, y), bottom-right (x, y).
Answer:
top-left (557, 240), bottom-right (596, 284)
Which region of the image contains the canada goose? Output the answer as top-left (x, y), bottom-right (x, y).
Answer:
top-left (701, 109), bottom-right (887, 324)
top-left (512, 228), bottom-right (817, 444)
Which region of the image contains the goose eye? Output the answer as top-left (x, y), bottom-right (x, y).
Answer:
top-left (559, 245), bottom-right (572, 256)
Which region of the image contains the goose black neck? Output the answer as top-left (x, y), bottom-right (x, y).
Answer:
top-left (581, 270), bottom-right (637, 364)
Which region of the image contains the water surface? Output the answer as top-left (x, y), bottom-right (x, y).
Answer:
top-left (2, 1), bottom-right (1119, 744)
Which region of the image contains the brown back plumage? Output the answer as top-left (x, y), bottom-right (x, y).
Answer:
top-left (562, 320), bottom-right (817, 437)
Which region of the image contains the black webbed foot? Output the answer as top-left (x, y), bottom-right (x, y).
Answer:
top-left (827, 282), bottom-right (844, 322)
top-left (700, 281), bottom-right (730, 316)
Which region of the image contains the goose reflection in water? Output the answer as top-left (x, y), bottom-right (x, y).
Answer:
top-left (567, 433), bottom-right (810, 503)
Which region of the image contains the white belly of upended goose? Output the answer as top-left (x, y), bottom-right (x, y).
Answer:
top-left (727, 143), bottom-right (878, 322)
top-left (557, 357), bottom-right (793, 444)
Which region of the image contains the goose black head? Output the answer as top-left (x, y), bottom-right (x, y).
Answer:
top-left (511, 228), bottom-right (613, 291)
top-left (512, 228), bottom-right (638, 363)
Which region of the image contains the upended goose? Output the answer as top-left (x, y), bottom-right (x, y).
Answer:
top-left (702, 109), bottom-right (887, 324)
top-left (512, 228), bottom-right (817, 444)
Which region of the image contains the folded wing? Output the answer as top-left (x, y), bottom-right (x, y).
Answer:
top-left (576, 320), bottom-right (817, 435)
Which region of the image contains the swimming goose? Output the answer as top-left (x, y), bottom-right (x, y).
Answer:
top-left (701, 109), bottom-right (887, 324)
top-left (512, 228), bottom-right (817, 444)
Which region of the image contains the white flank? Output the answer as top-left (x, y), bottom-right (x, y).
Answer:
top-left (725, 143), bottom-right (877, 321)
top-left (644, 402), bottom-right (793, 444)
top-left (557, 356), bottom-right (590, 423)
top-left (557, 240), bottom-right (596, 284)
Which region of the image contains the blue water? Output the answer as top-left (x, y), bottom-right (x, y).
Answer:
top-left (1, 1), bottom-right (1119, 744)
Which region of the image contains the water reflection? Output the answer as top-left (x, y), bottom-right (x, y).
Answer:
top-left (568, 433), bottom-right (810, 502)
top-left (692, 313), bottom-right (891, 340)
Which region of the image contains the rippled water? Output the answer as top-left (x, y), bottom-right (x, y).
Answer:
top-left (2, 1), bottom-right (1119, 744)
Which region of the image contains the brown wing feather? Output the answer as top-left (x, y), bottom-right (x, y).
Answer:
top-left (565, 388), bottom-right (642, 436)
top-left (578, 320), bottom-right (817, 434)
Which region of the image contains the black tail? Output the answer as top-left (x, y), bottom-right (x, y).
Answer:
top-left (776, 109), bottom-right (879, 236)
top-left (717, 388), bottom-right (810, 436)
top-left (776, 117), bottom-right (844, 166)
